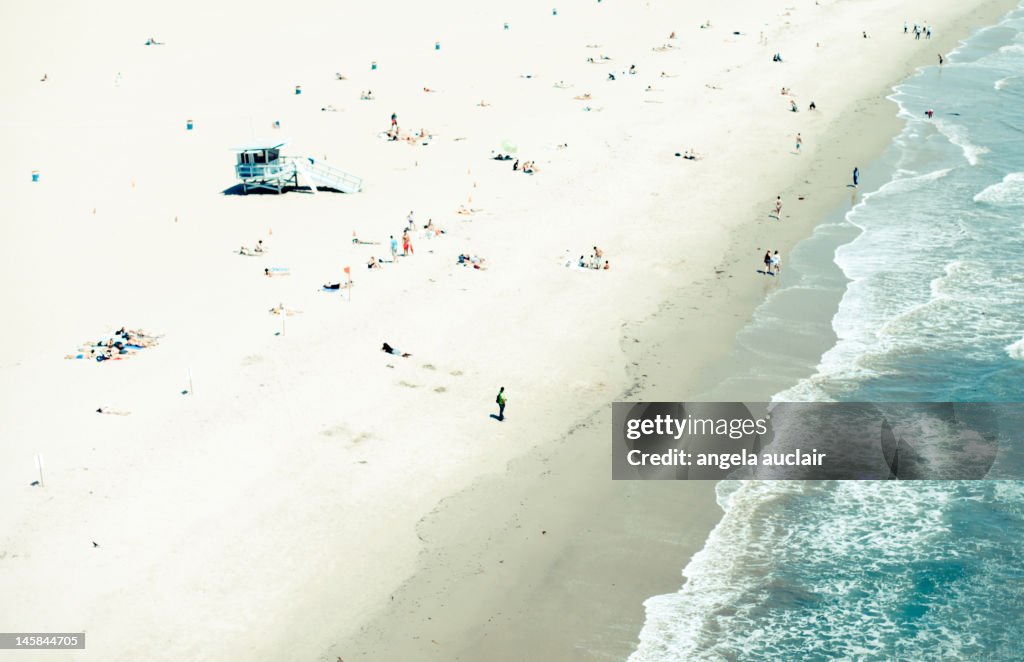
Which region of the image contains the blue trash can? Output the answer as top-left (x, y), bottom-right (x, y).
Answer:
top-left (552, 8), bottom-right (558, 15)
top-left (371, 61), bottom-right (378, 70)
top-left (295, 85), bottom-right (302, 95)
top-left (435, 41), bottom-right (440, 50)
top-left (186, 119), bottom-right (193, 130)
top-left (31, 170), bottom-right (39, 182)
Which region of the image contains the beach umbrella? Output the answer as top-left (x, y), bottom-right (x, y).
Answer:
top-left (501, 139), bottom-right (518, 154)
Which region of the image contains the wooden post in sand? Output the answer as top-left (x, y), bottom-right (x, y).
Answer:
top-left (188, 367), bottom-right (194, 395)
top-left (281, 307), bottom-right (286, 336)
top-left (344, 266), bottom-right (352, 302)
top-left (35, 453), bottom-right (44, 487)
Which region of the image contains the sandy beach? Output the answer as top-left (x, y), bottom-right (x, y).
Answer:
top-left (0, 0), bottom-right (1018, 660)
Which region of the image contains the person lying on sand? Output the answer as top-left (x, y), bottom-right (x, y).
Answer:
top-left (352, 233), bottom-right (380, 245)
top-left (321, 105), bottom-right (339, 112)
top-left (675, 148), bottom-right (705, 160)
top-left (573, 93), bottom-right (592, 100)
top-left (382, 342), bottom-right (411, 357)
top-left (367, 256), bottom-right (382, 269)
top-left (425, 219), bottom-right (446, 236)
top-left (553, 81), bottom-right (572, 89)
top-left (360, 90), bottom-right (375, 100)
top-left (96, 407), bottom-right (130, 416)
top-left (336, 72), bottom-right (348, 80)
top-left (457, 253), bottom-right (487, 269)
top-left (264, 268), bottom-right (290, 277)
top-left (268, 304), bottom-right (302, 315)
top-left (95, 348), bottom-right (135, 362)
top-left (322, 281), bottom-right (353, 290)
top-left (521, 161), bottom-right (538, 174)
top-left (478, 100), bottom-right (491, 106)
top-left (423, 87), bottom-right (436, 93)
top-left (491, 151), bottom-right (514, 160)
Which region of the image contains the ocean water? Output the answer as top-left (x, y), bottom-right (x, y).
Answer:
top-left (632, 6), bottom-right (1024, 660)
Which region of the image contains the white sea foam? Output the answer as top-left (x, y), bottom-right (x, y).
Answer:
top-left (974, 172), bottom-right (1024, 206)
top-left (933, 120), bottom-right (989, 166)
top-left (994, 75), bottom-right (1017, 90)
top-left (1006, 336), bottom-right (1024, 360)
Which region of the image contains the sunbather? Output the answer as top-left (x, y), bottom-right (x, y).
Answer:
top-left (382, 342), bottom-right (411, 357)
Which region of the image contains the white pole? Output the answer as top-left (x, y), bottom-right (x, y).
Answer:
top-left (188, 367), bottom-right (194, 395)
top-left (35, 453), bottom-right (44, 487)
top-left (281, 306), bottom-right (286, 336)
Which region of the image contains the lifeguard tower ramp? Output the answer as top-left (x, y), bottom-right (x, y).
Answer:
top-left (233, 141), bottom-right (362, 194)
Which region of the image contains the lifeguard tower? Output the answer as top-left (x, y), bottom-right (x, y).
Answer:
top-left (233, 140), bottom-right (362, 194)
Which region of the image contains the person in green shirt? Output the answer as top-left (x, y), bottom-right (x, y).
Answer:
top-left (496, 387), bottom-right (507, 421)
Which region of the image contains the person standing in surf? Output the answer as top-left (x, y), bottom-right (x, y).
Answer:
top-left (853, 167), bottom-right (860, 187)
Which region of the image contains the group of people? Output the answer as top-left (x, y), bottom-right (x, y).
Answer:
top-left (569, 246), bottom-right (610, 270)
top-left (363, 212), bottom-right (450, 270)
top-left (239, 239), bottom-right (266, 256)
top-left (512, 159), bottom-right (537, 174)
top-left (385, 125), bottom-right (432, 145)
top-left (905, 22), bottom-right (933, 40)
top-left (66, 327), bottom-right (159, 363)
top-left (762, 250), bottom-right (782, 275)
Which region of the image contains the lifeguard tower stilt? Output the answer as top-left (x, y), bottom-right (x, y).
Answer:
top-left (233, 141), bottom-right (362, 194)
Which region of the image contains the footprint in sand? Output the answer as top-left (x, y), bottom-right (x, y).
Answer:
top-left (434, 386), bottom-right (447, 393)
top-left (398, 380), bottom-right (420, 388)
top-left (320, 424), bottom-right (350, 438)
top-left (450, 370), bottom-right (463, 376)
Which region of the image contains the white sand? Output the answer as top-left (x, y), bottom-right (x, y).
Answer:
top-left (0, 0), bottom-right (1016, 659)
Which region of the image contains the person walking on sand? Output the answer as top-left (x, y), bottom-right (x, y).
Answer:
top-left (496, 387), bottom-right (507, 421)
top-left (391, 112), bottom-right (398, 128)
top-left (795, 132), bottom-right (802, 154)
top-left (764, 250), bottom-right (773, 274)
top-left (771, 250), bottom-right (781, 274)
top-left (402, 229), bottom-right (414, 256)
top-left (938, 53), bottom-right (944, 66)
top-left (390, 235), bottom-right (399, 261)
top-left (853, 167), bottom-right (860, 187)
top-left (774, 196), bottom-right (783, 218)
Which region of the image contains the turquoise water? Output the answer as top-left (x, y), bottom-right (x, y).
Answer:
top-left (632, 6), bottom-right (1024, 660)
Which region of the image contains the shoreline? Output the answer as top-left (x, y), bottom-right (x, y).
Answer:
top-left (338, 1), bottom-right (1021, 660)
top-left (0, 1), bottom-right (1018, 661)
